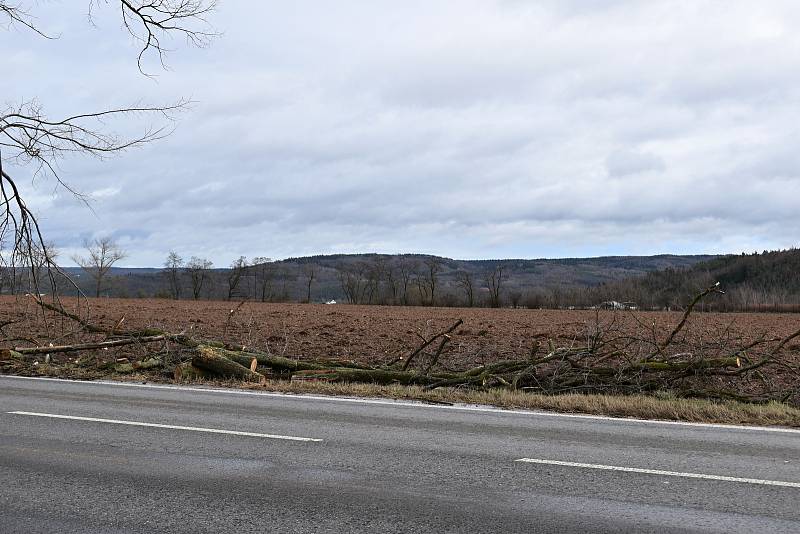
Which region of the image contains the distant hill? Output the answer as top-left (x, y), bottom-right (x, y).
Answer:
top-left (9, 250), bottom-right (799, 311)
top-left (286, 254), bottom-right (716, 302)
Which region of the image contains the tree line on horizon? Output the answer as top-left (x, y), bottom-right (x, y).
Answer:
top-left (2, 238), bottom-right (799, 313)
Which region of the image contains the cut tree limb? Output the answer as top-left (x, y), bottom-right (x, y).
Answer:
top-left (192, 346), bottom-right (266, 383)
top-left (402, 319), bottom-right (463, 371)
top-left (14, 335), bottom-right (167, 355)
top-left (174, 362), bottom-right (216, 381)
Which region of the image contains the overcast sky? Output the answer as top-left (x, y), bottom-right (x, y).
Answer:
top-left (4, 1), bottom-right (800, 266)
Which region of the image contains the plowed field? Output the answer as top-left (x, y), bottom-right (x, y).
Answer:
top-left (2, 296), bottom-right (798, 369)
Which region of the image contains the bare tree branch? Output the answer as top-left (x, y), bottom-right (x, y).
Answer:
top-left (97, 0), bottom-right (219, 74)
top-left (0, 2), bottom-right (57, 38)
top-left (0, 0), bottom-right (216, 296)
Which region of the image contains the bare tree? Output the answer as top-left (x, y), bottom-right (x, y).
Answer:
top-left (0, 1), bottom-right (216, 294)
top-left (423, 257), bottom-right (443, 306)
top-left (187, 256), bottom-right (212, 300)
top-left (413, 269), bottom-right (429, 306)
top-left (302, 264), bottom-right (316, 303)
top-left (251, 257), bottom-right (274, 302)
top-left (163, 251), bottom-right (184, 299)
top-left (276, 266), bottom-right (294, 302)
top-left (485, 263), bottom-right (505, 308)
top-left (454, 270), bottom-right (475, 307)
top-left (395, 257), bottom-right (417, 306)
top-left (385, 262), bottom-right (400, 305)
top-left (337, 263), bottom-right (367, 304)
top-left (72, 237), bottom-right (127, 298)
top-left (12, 240), bottom-right (59, 295)
top-left (227, 256), bottom-right (248, 301)
top-left (508, 290), bottom-right (523, 309)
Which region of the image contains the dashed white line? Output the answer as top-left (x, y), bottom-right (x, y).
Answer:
top-left (515, 458), bottom-right (800, 488)
top-left (7, 411), bottom-right (322, 442)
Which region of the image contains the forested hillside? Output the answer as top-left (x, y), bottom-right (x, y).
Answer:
top-left (1, 253), bottom-right (712, 307)
top-left (593, 249), bottom-right (800, 312)
top-left (6, 250), bottom-right (797, 311)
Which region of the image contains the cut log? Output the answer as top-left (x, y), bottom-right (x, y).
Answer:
top-left (0, 349), bottom-right (25, 361)
top-left (195, 345), bottom-right (332, 372)
top-left (192, 347), bottom-right (266, 383)
top-left (174, 362), bottom-right (216, 381)
top-left (134, 357), bottom-right (163, 370)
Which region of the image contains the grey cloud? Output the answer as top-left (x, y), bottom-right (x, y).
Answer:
top-left (5, 1), bottom-right (800, 266)
top-left (606, 150), bottom-right (665, 177)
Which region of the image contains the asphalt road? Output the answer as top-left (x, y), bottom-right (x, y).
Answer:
top-left (1, 375), bottom-right (798, 533)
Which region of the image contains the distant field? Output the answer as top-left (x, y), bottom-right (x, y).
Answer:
top-left (3, 296), bottom-right (797, 369)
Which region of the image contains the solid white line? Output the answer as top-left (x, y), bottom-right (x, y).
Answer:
top-left (515, 458), bottom-right (800, 488)
top-left (7, 411), bottom-right (322, 442)
top-left (2, 375), bottom-right (799, 434)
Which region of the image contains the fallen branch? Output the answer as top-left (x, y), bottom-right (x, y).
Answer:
top-left (14, 335), bottom-right (167, 355)
top-left (657, 282), bottom-right (724, 354)
top-left (402, 319), bottom-right (463, 371)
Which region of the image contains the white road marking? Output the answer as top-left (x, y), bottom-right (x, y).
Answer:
top-left (2, 375), bottom-right (799, 434)
top-left (515, 458), bottom-right (800, 488)
top-left (7, 411), bottom-right (322, 442)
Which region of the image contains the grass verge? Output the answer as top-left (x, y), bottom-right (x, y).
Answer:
top-left (6, 367), bottom-right (800, 428)
top-left (234, 379), bottom-right (800, 428)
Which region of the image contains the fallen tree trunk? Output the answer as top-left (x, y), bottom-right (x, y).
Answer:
top-left (0, 349), bottom-right (25, 361)
top-left (292, 367), bottom-right (446, 386)
top-left (106, 357), bottom-right (164, 374)
top-left (195, 345), bottom-right (374, 373)
top-left (192, 347), bottom-right (266, 384)
top-left (174, 362), bottom-right (217, 381)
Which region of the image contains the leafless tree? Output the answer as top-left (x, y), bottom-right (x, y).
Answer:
top-left (276, 266), bottom-right (294, 302)
top-left (227, 256), bottom-right (248, 301)
top-left (187, 256), bottom-right (212, 300)
top-left (337, 262), bottom-right (367, 304)
top-left (485, 263), bottom-right (505, 308)
top-left (422, 257), bottom-right (443, 306)
top-left (365, 256), bottom-right (389, 304)
top-left (251, 257), bottom-right (274, 302)
top-left (395, 257), bottom-right (417, 306)
top-left (6, 240), bottom-right (59, 295)
top-left (508, 290), bottom-right (523, 309)
top-left (72, 237), bottom-right (127, 298)
top-left (163, 251), bottom-right (184, 299)
top-left (385, 263), bottom-right (400, 305)
top-left (302, 264), bottom-right (316, 303)
top-left (454, 270), bottom-right (475, 307)
top-left (0, 1), bottom-right (216, 295)
top-left (413, 270), bottom-right (429, 307)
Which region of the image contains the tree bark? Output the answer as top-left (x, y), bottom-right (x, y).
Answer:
top-left (192, 347), bottom-right (266, 383)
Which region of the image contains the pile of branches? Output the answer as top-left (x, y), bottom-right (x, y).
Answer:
top-left (2, 285), bottom-right (799, 405)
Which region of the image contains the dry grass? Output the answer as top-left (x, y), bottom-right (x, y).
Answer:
top-left (230, 379), bottom-right (800, 428)
top-left (9, 365), bottom-right (800, 428)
